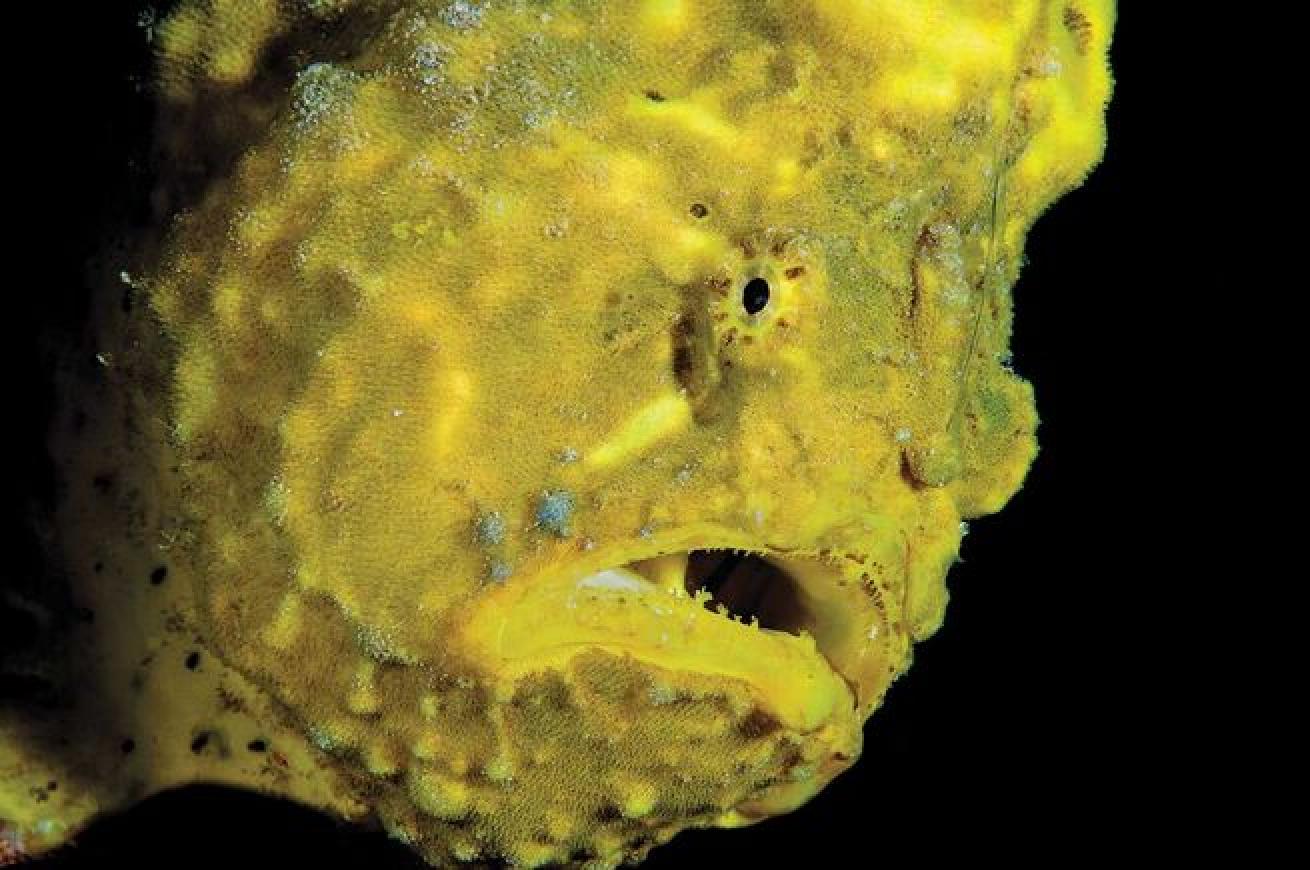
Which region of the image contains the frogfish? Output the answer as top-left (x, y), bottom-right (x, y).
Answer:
top-left (1, 1), bottom-right (1113, 866)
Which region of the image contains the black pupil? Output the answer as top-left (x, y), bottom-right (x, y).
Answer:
top-left (742, 277), bottom-right (770, 314)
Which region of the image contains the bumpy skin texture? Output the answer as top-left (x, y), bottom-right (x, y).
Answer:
top-left (2, 1), bottom-right (1113, 866)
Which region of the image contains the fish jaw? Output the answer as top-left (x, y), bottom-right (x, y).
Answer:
top-left (455, 523), bottom-right (915, 822)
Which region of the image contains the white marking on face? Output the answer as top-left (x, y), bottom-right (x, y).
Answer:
top-left (576, 568), bottom-right (650, 593)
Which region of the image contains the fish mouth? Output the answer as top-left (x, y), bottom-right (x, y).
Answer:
top-left (457, 532), bottom-right (905, 821)
top-left (631, 548), bottom-right (890, 709)
top-left (463, 532), bottom-right (899, 731)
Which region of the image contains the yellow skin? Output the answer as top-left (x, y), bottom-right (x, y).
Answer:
top-left (1, 1), bottom-right (1112, 866)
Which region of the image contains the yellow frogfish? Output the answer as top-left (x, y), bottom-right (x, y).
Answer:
top-left (1, 1), bottom-right (1113, 866)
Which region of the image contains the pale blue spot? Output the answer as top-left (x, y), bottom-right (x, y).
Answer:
top-left (474, 511), bottom-right (506, 547)
top-left (536, 490), bottom-right (574, 537)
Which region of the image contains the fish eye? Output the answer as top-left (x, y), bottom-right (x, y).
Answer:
top-left (741, 277), bottom-right (770, 315)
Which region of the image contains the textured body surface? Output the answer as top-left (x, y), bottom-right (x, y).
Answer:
top-left (2, 1), bottom-right (1113, 866)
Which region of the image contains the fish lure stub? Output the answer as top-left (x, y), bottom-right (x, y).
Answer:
top-left (0, 1), bottom-right (1113, 867)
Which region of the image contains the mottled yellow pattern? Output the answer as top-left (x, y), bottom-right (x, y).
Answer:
top-left (2, 1), bottom-right (1113, 866)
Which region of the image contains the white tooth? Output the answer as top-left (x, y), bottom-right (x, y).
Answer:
top-left (575, 568), bottom-right (650, 592)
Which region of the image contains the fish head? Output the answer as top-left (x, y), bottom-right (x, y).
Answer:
top-left (14, 1), bottom-right (1115, 866)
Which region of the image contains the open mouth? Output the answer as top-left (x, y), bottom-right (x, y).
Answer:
top-left (632, 548), bottom-right (887, 709)
top-left (464, 537), bottom-right (896, 727)
top-left (680, 550), bottom-right (813, 634)
top-left (571, 550), bottom-right (815, 633)
top-left (455, 536), bottom-right (903, 822)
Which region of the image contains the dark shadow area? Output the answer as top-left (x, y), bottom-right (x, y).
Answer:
top-left (6, 3), bottom-right (1161, 867)
top-left (31, 787), bottom-right (427, 870)
top-left (3, 3), bottom-right (165, 711)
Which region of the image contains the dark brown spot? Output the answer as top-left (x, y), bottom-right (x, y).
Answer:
top-left (217, 687), bottom-right (245, 713)
top-left (1062, 5), bottom-right (1093, 54)
top-left (671, 315), bottom-right (697, 391)
top-left (738, 709), bottom-right (782, 739)
top-left (784, 266), bottom-right (806, 280)
top-left (689, 202), bottom-right (709, 219)
top-left (644, 89), bottom-right (665, 102)
top-left (150, 565), bottom-right (168, 585)
top-left (777, 746), bottom-right (806, 774)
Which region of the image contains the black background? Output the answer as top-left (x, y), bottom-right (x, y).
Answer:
top-left (6, 4), bottom-right (1163, 867)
